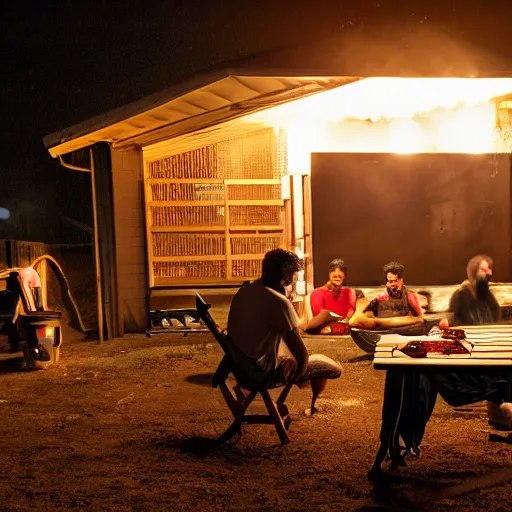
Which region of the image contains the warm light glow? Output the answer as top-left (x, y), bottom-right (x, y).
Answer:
top-left (244, 78), bottom-right (512, 173)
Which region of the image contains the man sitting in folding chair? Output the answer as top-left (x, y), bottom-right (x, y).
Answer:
top-left (225, 249), bottom-right (342, 440)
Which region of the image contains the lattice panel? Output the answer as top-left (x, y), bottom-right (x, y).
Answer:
top-left (150, 182), bottom-right (225, 201)
top-left (231, 259), bottom-right (262, 278)
top-left (153, 233), bottom-right (225, 257)
top-left (230, 235), bottom-right (282, 255)
top-left (151, 206), bottom-right (225, 226)
top-left (216, 129), bottom-right (278, 179)
top-left (145, 126), bottom-right (288, 285)
top-left (276, 128), bottom-right (288, 176)
top-left (229, 205), bottom-right (283, 226)
top-left (227, 184), bottom-right (281, 200)
top-left (153, 261), bottom-right (226, 279)
top-left (147, 145), bottom-right (217, 179)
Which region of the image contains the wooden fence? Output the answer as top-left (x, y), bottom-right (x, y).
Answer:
top-left (0, 239), bottom-right (47, 269)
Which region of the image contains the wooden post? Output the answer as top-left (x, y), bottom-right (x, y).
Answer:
top-left (224, 181), bottom-right (232, 280)
top-left (38, 259), bottom-right (48, 309)
top-left (90, 148), bottom-right (104, 344)
top-left (302, 175), bottom-right (314, 293)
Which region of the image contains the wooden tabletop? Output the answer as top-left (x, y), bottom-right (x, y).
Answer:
top-left (374, 325), bottom-right (512, 368)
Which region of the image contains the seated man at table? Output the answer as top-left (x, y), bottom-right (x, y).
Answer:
top-left (440, 254), bottom-right (511, 430)
top-left (228, 248), bottom-right (342, 414)
top-left (299, 258), bottom-right (356, 334)
top-left (349, 261), bottom-right (424, 331)
top-left (442, 254), bottom-right (500, 327)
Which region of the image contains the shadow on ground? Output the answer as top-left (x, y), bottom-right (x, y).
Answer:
top-left (0, 354), bottom-right (25, 373)
top-left (185, 372), bottom-right (215, 387)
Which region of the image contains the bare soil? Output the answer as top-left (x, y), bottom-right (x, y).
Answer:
top-left (0, 327), bottom-right (511, 512)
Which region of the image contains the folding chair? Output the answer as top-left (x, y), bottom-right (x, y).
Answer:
top-left (2, 267), bottom-right (62, 367)
top-left (195, 292), bottom-right (293, 445)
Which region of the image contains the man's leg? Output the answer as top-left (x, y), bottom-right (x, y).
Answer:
top-left (299, 309), bottom-right (333, 333)
top-left (271, 354), bottom-right (342, 415)
top-left (299, 354), bottom-right (342, 414)
top-left (375, 315), bottom-right (425, 328)
top-left (349, 311), bottom-right (378, 329)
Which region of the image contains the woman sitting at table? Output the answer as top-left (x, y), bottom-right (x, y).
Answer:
top-left (299, 258), bottom-right (356, 334)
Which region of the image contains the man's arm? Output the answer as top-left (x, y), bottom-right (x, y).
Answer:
top-left (407, 291), bottom-right (424, 319)
top-left (363, 298), bottom-right (379, 317)
top-left (346, 288), bottom-right (357, 319)
top-left (309, 289), bottom-right (324, 317)
top-left (448, 288), bottom-right (469, 326)
top-left (283, 327), bottom-right (309, 379)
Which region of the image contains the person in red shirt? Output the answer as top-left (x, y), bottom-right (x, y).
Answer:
top-left (300, 258), bottom-right (356, 334)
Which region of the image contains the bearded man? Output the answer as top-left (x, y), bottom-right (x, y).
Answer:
top-left (350, 261), bottom-right (424, 330)
top-left (447, 254), bottom-right (500, 326)
top-left (441, 255), bottom-right (511, 430)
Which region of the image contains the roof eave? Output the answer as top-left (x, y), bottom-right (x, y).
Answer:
top-left (44, 71), bottom-right (356, 157)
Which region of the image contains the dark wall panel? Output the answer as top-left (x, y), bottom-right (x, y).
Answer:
top-left (310, 153), bottom-right (511, 287)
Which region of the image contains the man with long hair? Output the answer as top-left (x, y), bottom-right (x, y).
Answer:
top-left (441, 255), bottom-right (511, 430)
top-left (228, 248), bottom-right (342, 413)
top-left (445, 254), bottom-right (500, 326)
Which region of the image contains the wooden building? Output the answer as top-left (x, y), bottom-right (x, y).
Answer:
top-left (43, 26), bottom-right (512, 337)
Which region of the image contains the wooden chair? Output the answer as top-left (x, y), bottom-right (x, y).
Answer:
top-left (195, 292), bottom-right (293, 445)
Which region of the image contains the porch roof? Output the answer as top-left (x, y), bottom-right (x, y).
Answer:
top-left (43, 72), bottom-right (355, 157)
top-left (43, 25), bottom-right (512, 158)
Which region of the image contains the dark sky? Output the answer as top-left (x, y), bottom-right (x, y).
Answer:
top-left (1, 0), bottom-right (512, 241)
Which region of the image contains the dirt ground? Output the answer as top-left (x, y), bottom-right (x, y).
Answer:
top-left (0, 327), bottom-right (511, 512)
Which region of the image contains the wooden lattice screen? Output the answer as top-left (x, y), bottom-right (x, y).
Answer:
top-left (144, 128), bottom-right (287, 286)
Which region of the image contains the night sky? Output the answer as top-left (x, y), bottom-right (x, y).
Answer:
top-left (1, 0), bottom-right (512, 241)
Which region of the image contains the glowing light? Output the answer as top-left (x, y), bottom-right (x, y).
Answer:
top-left (244, 78), bottom-right (512, 173)
top-left (0, 208), bottom-right (10, 220)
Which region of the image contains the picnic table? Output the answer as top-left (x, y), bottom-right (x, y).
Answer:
top-left (370, 325), bottom-right (512, 476)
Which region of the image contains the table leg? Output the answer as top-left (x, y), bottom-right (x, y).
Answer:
top-left (369, 368), bottom-right (407, 477)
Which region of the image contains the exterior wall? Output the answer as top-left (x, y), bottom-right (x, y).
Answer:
top-left (310, 153), bottom-right (512, 287)
top-left (111, 148), bottom-right (148, 334)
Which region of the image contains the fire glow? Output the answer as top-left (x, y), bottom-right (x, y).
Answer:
top-left (244, 78), bottom-right (512, 173)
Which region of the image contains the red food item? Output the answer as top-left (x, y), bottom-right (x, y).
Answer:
top-left (331, 322), bottom-right (350, 335)
top-left (400, 338), bottom-right (469, 358)
top-left (440, 328), bottom-right (466, 341)
top-left (438, 319), bottom-right (450, 329)
top-left (400, 341), bottom-right (428, 358)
